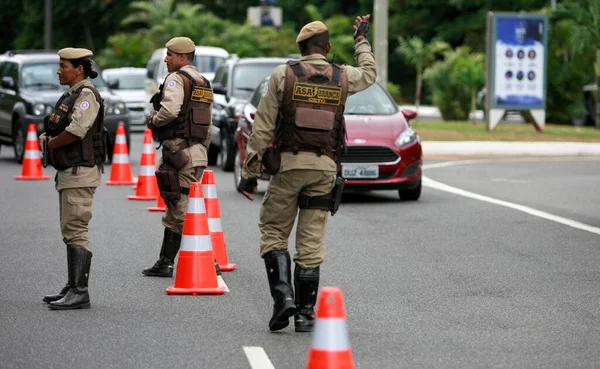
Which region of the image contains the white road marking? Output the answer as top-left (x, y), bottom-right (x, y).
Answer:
top-left (423, 157), bottom-right (600, 170)
top-left (422, 175), bottom-right (600, 236)
top-left (243, 346), bottom-right (275, 369)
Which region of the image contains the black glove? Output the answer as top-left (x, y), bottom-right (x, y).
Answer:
top-left (354, 21), bottom-right (369, 40)
top-left (238, 176), bottom-right (258, 201)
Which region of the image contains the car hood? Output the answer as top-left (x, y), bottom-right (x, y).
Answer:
top-left (21, 88), bottom-right (65, 105)
top-left (111, 89), bottom-right (145, 103)
top-left (344, 112), bottom-right (408, 143)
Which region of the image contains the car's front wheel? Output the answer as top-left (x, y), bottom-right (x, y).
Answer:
top-left (233, 148), bottom-right (242, 189)
top-left (399, 179), bottom-right (421, 201)
top-left (12, 122), bottom-right (25, 163)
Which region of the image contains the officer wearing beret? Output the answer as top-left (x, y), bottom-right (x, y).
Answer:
top-left (40, 48), bottom-right (106, 310)
top-left (238, 16), bottom-right (376, 331)
top-left (142, 37), bottom-right (215, 277)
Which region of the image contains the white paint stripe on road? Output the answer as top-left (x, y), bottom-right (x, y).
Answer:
top-left (422, 175), bottom-right (600, 236)
top-left (243, 346), bottom-right (275, 369)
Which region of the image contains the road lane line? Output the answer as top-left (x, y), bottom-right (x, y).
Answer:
top-left (243, 346), bottom-right (275, 369)
top-left (422, 176), bottom-right (600, 236)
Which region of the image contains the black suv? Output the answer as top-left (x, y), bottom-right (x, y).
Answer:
top-left (0, 50), bottom-right (130, 162)
top-left (210, 56), bottom-right (296, 171)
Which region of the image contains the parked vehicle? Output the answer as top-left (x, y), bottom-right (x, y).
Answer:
top-left (144, 46), bottom-right (229, 116)
top-left (234, 78), bottom-right (423, 200)
top-left (210, 56), bottom-right (296, 171)
top-left (103, 67), bottom-right (147, 128)
top-left (0, 50), bottom-right (130, 162)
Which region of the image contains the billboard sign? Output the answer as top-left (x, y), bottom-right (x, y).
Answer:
top-left (489, 13), bottom-right (548, 110)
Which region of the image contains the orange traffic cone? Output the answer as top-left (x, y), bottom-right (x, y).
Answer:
top-left (127, 129), bottom-right (158, 201)
top-left (202, 170), bottom-right (236, 272)
top-left (166, 182), bottom-right (226, 295)
top-left (147, 194), bottom-right (166, 212)
top-left (106, 123), bottom-right (135, 185)
top-left (14, 124), bottom-right (50, 180)
top-left (306, 287), bottom-right (355, 369)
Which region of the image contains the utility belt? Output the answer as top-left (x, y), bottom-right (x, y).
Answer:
top-left (297, 175), bottom-right (345, 216)
top-left (261, 146), bottom-right (337, 176)
top-left (154, 142), bottom-right (191, 206)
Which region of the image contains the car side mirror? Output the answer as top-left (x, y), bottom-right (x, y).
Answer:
top-left (1, 76), bottom-right (16, 90)
top-left (107, 79), bottom-right (119, 89)
top-left (402, 109), bottom-right (417, 122)
top-left (212, 83), bottom-right (226, 96)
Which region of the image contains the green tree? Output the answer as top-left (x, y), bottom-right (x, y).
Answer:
top-left (395, 36), bottom-right (450, 118)
top-left (552, 0), bottom-right (600, 128)
top-left (453, 53), bottom-right (485, 123)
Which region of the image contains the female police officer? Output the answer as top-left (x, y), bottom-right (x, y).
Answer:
top-left (40, 48), bottom-right (106, 310)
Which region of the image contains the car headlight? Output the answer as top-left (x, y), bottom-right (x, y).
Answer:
top-left (32, 103), bottom-right (53, 116)
top-left (106, 101), bottom-right (127, 115)
top-left (394, 127), bottom-right (418, 148)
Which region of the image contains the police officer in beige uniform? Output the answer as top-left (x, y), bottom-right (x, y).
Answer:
top-left (238, 16), bottom-right (376, 331)
top-left (40, 48), bottom-right (106, 310)
top-left (142, 37), bottom-right (214, 277)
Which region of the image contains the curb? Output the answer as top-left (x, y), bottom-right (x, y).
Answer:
top-left (422, 141), bottom-right (600, 158)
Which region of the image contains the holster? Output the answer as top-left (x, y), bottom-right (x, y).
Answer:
top-left (161, 142), bottom-right (189, 170)
top-left (297, 176), bottom-right (344, 216)
top-left (261, 147), bottom-right (281, 175)
top-left (155, 163), bottom-right (181, 206)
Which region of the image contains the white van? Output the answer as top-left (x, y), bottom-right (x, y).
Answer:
top-left (144, 46), bottom-right (229, 115)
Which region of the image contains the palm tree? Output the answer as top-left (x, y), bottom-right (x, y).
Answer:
top-left (121, 0), bottom-right (175, 31)
top-left (453, 53), bottom-right (485, 123)
top-left (396, 36), bottom-right (450, 120)
top-left (552, 0), bottom-right (600, 129)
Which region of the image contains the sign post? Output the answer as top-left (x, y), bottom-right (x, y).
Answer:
top-left (486, 12), bottom-right (548, 131)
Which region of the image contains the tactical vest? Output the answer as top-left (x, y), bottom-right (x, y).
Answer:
top-left (276, 61), bottom-right (348, 163)
top-left (44, 85), bottom-right (107, 171)
top-left (152, 70), bottom-right (213, 144)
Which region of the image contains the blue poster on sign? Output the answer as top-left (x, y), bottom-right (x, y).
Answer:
top-left (491, 13), bottom-right (547, 109)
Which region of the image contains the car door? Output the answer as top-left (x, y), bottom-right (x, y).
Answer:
top-left (0, 61), bottom-right (18, 136)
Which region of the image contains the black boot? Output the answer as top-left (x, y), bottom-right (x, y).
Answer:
top-left (43, 246), bottom-right (71, 303)
top-left (294, 264), bottom-right (320, 332)
top-left (142, 228), bottom-right (182, 277)
top-left (264, 250), bottom-right (297, 331)
top-left (49, 246), bottom-right (92, 310)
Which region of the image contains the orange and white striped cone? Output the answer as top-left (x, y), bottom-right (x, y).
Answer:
top-left (306, 287), bottom-right (355, 369)
top-left (202, 170), bottom-right (236, 272)
top-left (106, 123), bottom-right (135, 185)
top-left (166, 182), bottom-right (226, 295)
top-left (14, 124), bottom-right (50, 180)
top-left (127, 129), bottom-right (158, 201)
top-left (147, 194), bottom-right (166, 212)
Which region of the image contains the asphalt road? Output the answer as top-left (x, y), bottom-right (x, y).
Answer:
top-left (1, 133), bottom-right (599, 369)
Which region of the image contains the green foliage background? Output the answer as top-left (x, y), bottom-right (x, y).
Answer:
top-left (0, 0), bottom-right (597, 125)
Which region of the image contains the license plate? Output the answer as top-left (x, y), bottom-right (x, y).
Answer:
top-left (342, 165), bottom-right (379, 179)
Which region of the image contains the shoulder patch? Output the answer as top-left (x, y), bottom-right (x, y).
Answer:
top-left (79, 101), bottom-right (90, 110)
top-left (262, 84), bottom-right (269, 96)
top-left (167, 80), bottom-right (177, 89)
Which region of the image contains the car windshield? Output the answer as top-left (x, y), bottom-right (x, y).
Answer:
top-left (106, 73), bottom-right (145, 89)
top-left (21, 63), bottom-right (63, 89)
top-left (195, 55), bottom-right (227, 74)
top-left (21, 62), bottom-right (107, 90)
top-left (232, 63), bottom-right (282, 98)
top-left (345, 83), bottom-right (398, 115)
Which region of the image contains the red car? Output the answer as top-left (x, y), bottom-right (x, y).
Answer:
top-left (233, 79), bottom-right (422, 200)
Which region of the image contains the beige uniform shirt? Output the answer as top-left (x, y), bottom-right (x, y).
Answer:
top-left (242, 39), bottom-right (377, 179)
top-left (151, 64), bottom-right (211, 167)
top-left (56, 79), bottom-right (102, 191)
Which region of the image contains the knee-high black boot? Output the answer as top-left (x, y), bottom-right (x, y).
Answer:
top-left (49, 246), bottom-right (92, 310)
top-left (263, 250), bottom-right (297, 331)
top-left (294, 264), bottom-right (320, 332)
top-left (142, 228), bottom-right (182, 277)
top-left (43, 246), bottom-right (72, 303)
